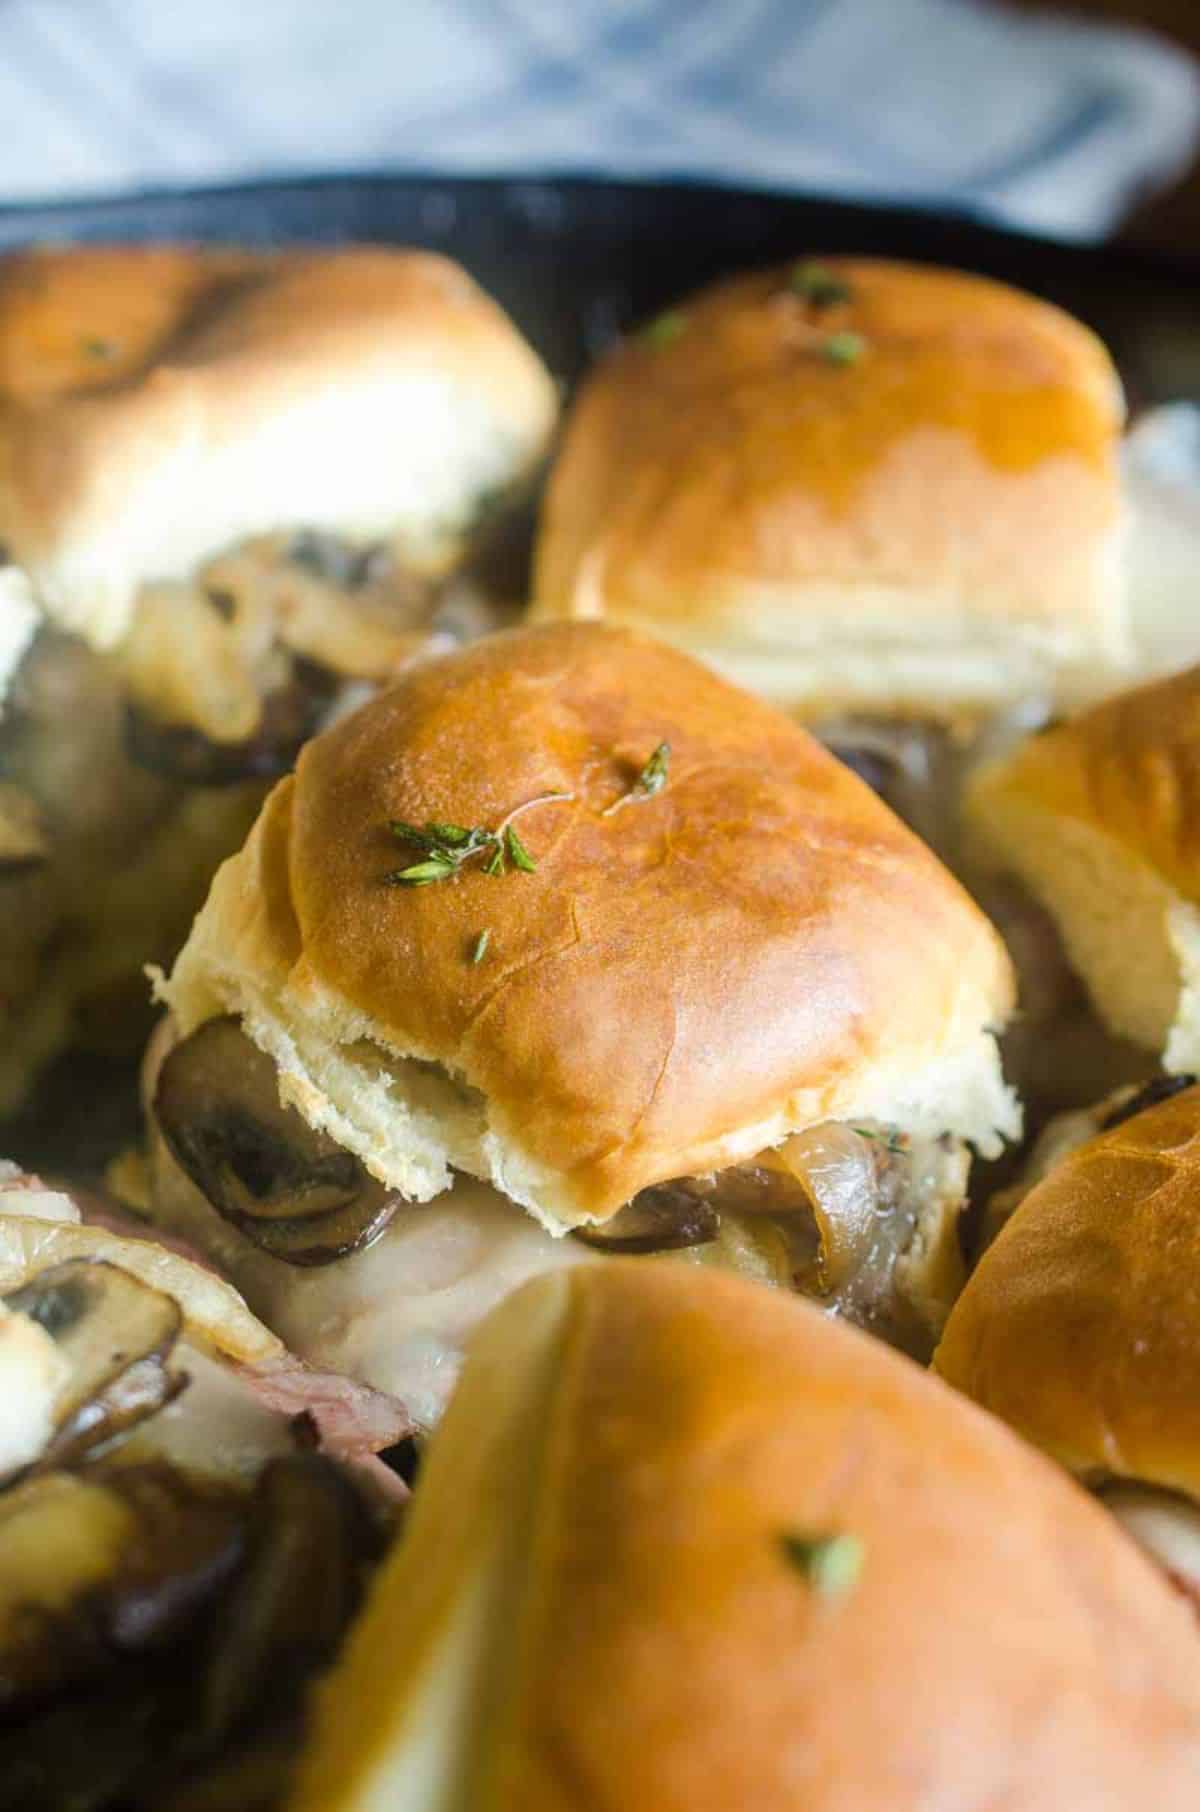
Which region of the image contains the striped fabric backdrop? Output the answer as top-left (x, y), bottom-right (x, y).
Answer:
top-left (0, 0), bottom-right (1196, 238)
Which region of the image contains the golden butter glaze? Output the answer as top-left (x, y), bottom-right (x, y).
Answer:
top-left (0, 245), bottom-right (266, 404)
top-left (534, 257), bottom-right (1123, 636)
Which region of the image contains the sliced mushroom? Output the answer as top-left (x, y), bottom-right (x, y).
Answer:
top-left (0, 1451), bottom-right (386, 1806)
top-left (101, 1465), bottom-right (245, 1652)
top-left (0, 1464), bottom-right (249, 1710)
top-left (199, 1454), bottom-right (382, 1748)
top-left (154, 1017), bottom-right (403, 1265)
top-left (0, 784), bottom-right (48, 873)
top-left (573, 1183), bottom-right (720, 1254)
top-left (6, 1260), bottom-right (183, 1470)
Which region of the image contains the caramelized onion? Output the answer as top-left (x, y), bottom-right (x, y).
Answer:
top-left (0, 784), bottom-right (47, 872)
top-left (124, 664), bottom-right (333, 786)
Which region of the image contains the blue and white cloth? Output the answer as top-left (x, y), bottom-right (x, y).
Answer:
top-left (0, 0), bottom-right (1197, 241)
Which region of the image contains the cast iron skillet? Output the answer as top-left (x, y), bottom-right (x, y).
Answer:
top-left (0, 173), bottom-right (1196, 405)
top-left (0, 173), bottom-right (1196, 1173)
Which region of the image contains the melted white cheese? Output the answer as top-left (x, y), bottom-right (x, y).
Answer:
top-left (1123, 405), bottom-right (1200, 682)
top-left (0, 1306), bottom-right (68, 1476)
top-left (153, 1168), bottom-right (601, 1433)
top-left (1102, 1482), bottom-right (1200, 1593)
top-left (117, 1342), bottom-right (295, 1484)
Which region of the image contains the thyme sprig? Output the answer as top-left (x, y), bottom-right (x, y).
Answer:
top-left (788, 261), bottom-right (852, 310)
top-left (849, 1125), bottom-right (907, 1155)
top-left (384, 792), bottom-right (573, 888)
top-left (602, 742), bottom-right (671, 817)
top-left (779, 1531), bottom-right (864, 1599)
top-left (643, 310), bottom-right (688, 348)
top-left (821, 330), bottom-right (865, 367)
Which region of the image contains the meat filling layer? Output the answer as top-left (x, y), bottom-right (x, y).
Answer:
top-left (154, 1019), bottom-right (972, 1368)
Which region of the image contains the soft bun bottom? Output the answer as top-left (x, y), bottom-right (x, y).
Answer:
top-left (569, 559), bottom-right (1129, 725)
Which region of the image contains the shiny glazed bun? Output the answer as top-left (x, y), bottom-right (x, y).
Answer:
top-left (291, 1263), bottom-right (1200, 1812)
top-left (967, 663), bottom-right (1200, 1073)
top-left (935, 1082), bottom-right (1200, 1499)
top-left (0, 244), bottom-right (557, 647)
top-left (156, 622), bottom-right (1017, 1230)
top-left (532, 257), bottom-right (1128, 720)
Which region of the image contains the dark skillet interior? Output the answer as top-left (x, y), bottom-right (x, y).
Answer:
top-left (1, 173), bottom-right (1197, 1177)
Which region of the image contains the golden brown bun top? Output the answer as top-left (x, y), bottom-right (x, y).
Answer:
top-left (292, 1263), bottom-right (1200, 1812)
top-left (533, 257), bottom-right (1123, 650)
top-left (0, 243), bottom-right (557, 646)
top-left (969, 661), bottom-right (1200, 903)
top-left (0, 241), bottom-right (536, 406)
top-left (0, 244), bottom-right (264, 404)
top-left (936, 1082), bottom-right (1200, 1498)
top-left (256, 622), bottom-right (1014, 1219)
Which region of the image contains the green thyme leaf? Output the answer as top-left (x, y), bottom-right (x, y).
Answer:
top-left (849, 1125), bottom-right (907, 1154)
top-left (386, 857), bottom-right (459, 887)
top-left (506, 825), bottom-right (537, 873)
top-left (788, 261), bottom-right (852, 309)
top-left (644, 310), bottom-right (688, 348)
top-left (779, 1531), bottom-right (864, 1599)
top-left (82, 335), bottom-right (117, 360)
top-left (635, 741), bottom-right (670, 798)
top-left (603, 740), bottom-right (671, 817)
top-left (470, 929), bottom-right (491, 964)
top-left (822, 331), bottom-right (865, 367)
top-left (389, 820), bottom-right (442, 852)
top-left (382, 791), bottom-right (572, 889)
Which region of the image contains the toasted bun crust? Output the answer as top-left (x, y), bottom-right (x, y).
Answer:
top-left (532, 258), bottom-right (1128, 719)
top-left (158, 622), bottom-right (1017, 1228)
top-left (0, 244), bottom-right (557, 647)
top-left (966, 664), bottom-right (1200, 1069)
top-left (936, 1083), bottom-right (1200, 1500)
top-left (291, 1263), bottom-right (1200, 1812)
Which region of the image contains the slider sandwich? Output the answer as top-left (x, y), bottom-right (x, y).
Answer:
top-left (0, 243), bottom-right (556, 1104)
top-left (0, 1161), bottom-right (404, 1810)
top-left (936, 1080), bottom-right (1200, 1616)
top-left (292, 1263), bottom-right (1200, 1812)
top-left (966, 662), bottom-right (1200, 1107)
top-left (532, 257), bottom-right (1129, 842)
top-left (146, 621), bottom-right (1018, 1430)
